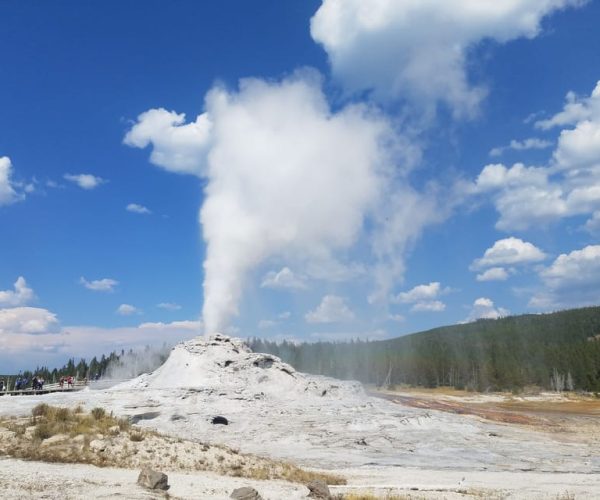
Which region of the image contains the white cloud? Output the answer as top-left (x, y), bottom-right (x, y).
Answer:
top-left (476, 267), bottom-right (509, 282)
top-left (0, 156), bottom-right (25, 206)
top-left (471, 237), bottom-right (546, 270)
top-left (258, 319), bottom-right (276, 329)
top-left (0, 277), bottom-right (35, 307)
top-left (0, 311), bottom-right (202, 371)
top-left (530, 245), bottom-right (600, 309)
top-left (535, 84), bottom-right (600, 130)
top-left (392, 282), bottom-right (447, 304)
top-left (388, 313), bottom-right (405, 322)
top-left (261, 267), bottom-right (307, 290)
top-left (138, 319), bottom-right (202, 332)
top-left (157, 302), bottom-right (182, 311)
top-left (411, 301), bottom-right (446, 313)
top-left (554, 118), bottom-right (600, 170)
top-left (310, 0), bottom-right (583, 118)
top-left (0, 307), bottom-right (59, 335)
top-left (123, 108), bottom-right (212, 176)
top-left (305, 295), bottom-right (355, 324)
top-left (116, 304), bottom-right (142, 316)
top-left (278, 311), bottom-right (291, 320)
top-left (584, 211), bottom-right (600, 235)
top-left (465, 297), bottom-right (509, 322)
top-left (64, 173), bottom-right (106, 190)
top-left (490, 138), bottom-right (552, 157)
top-left (80, 277), bottom-right (119, 292)
top-left (126, 203), bottom-right (151, 214)
top-left (476, 82), bottom-right (600, 231)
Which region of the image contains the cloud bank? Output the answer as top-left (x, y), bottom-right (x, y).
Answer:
top-left (310, 0), bottom-right (584, 118)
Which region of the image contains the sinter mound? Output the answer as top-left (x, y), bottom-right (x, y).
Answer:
top-left (116, 333), bottom-right (363, 401)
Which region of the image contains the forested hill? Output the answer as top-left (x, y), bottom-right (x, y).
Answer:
top-left (249, 306), bottom-right (600, 392)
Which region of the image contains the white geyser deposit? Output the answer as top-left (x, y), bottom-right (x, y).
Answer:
top-left (118, 333), bottom-right (362, 401)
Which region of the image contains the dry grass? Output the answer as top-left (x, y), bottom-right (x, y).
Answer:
top-left (0, 405), bottom-right (346, 487)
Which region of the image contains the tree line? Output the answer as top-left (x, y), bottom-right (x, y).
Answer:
top-left (249, 306), bottom-right (600, 393)
top-left (1, 344), bottom-right (170, 390)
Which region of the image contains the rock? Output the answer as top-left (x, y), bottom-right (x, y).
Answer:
top-left (137, 468), bottom-right (169, 491)
top-left (306, 479), bottom-right (331, 499)
top-left (108, 425), bottom-right (120, 435)
top-left (89, 439), bottom-right (106, 452)
top-left (24, 426), bottom-right (36, 439)
top-left (230, 486), bottom-right (263, 499)
top-left (72, 434), bottom-right (85, 443)
top-left (41, 434), bottom-right (68, 446)
top-left (0, 429), bottom-right (16, 441)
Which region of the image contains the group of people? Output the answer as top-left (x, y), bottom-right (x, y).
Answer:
top-left (14, 376), bottom-right (29, 390)
top-left (32, 376), bottom-right (45, 390)
top-left (59, 376), bottom-right (74, 389)
top-left (5, 374), bottom-right (75, 391)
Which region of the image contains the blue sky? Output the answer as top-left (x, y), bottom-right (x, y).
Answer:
top-left (2, 0), bottom-right (600, 372)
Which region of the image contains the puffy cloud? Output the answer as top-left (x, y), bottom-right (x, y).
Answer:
top-left (489, 138), bottom-right (552, 157)
top-left (476, 267), bottom-right (509, 282)
top-left (554, 119), bottom-right (600, 170)
top-left (530, 245), bottom-right (600, 309)
top-left (473, 83), bottom-right (600, 231)
top-left (0, 307), bottom-right (59, 335)
top-left (0, 277), bottom-right (35, 307)
top-left (80, 277), bottom-right (119, 292)
top-left (157, 302), bottom-right (182, 311)
top-left (392, 282), bottom-right (444, 304)
top-left (305, 295), bottom-right (355, 324)
top-left (411, 300), bottom-right (446, 313)
top-left (310, 0), bottom-right (584, 118)
top-left (261, 267), bottom-right (307, 290)
top-left (126, 72), bottom-right (445, 333)
top-left (63, 173), bottom-right (106, 190)
top-left (471, 237), bottom-right (546, 270)
top-left (116, 304), bottom-right (142, 316)
top-left (126, 203), bottom-right (151, 214)
top-left (472, 162), bottom-right (568, 230)
top-left (465, 297), bottom-right (509, 322)
top-left (535, 82), bottom-right (600, 130)
top-left (123, 108), bottom-right (212, 176)
top-left (0, 156), bottom-right (24, 206)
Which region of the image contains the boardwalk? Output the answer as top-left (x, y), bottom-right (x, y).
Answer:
top-left (0, 380), bottom-right (87, 397)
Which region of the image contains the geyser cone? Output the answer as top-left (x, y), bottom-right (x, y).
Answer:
top-left (118, 333), bottom-right (363, 400)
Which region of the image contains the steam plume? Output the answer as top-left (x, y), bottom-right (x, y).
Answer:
top-left (125, 71), bottom-right (434, 333)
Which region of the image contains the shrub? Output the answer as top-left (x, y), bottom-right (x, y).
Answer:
top-left (91, 407), bottom-right (106, 420)
top-left (129, 432), bottom-right (145, 442)
top-left (34, 423), bottom-right (54, 440)
top-left (32, 403), bottom-right (50, 418)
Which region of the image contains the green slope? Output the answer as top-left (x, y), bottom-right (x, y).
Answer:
top-left (251, 306), bottom-right (600, 392)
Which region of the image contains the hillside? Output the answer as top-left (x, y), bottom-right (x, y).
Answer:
top-left (250, 306), bottom-right (600, 392)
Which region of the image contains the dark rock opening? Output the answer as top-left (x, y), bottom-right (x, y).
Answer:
top-left (253, 357), bottom-right (274, 369)
top-left (212, 416), bottom-right (229, 425)
top-left (131, 411), bottom-right (161, 424)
